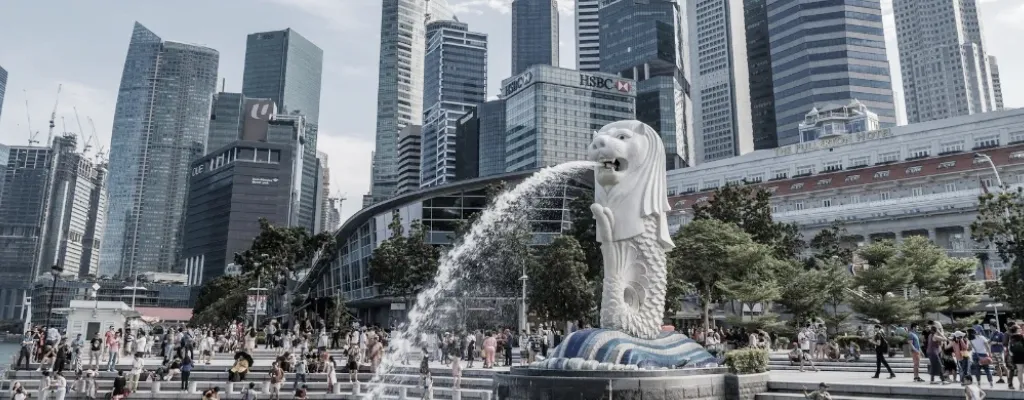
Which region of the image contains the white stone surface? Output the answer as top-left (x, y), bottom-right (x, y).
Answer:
top-left (588, 120), bottom-right (675, 340)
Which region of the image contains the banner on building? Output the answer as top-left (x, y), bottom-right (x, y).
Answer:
top-left (247, 295), bottom-right (267, 315)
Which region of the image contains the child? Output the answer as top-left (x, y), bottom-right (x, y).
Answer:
top-left (803, 382), bottom-right (832, 400)
top-left (347, 345), bottom-right (360, 383)
top-left (963, 376), bottom-right (985, 400)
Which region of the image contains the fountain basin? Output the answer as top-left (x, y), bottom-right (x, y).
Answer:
top-left (530, 328), bottom-right (717, 370)
top-left (493, 366), bottom-right (733, 400)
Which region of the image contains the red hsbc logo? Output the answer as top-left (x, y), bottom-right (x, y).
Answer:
top-left (615, 81), bottom-right (631, 92)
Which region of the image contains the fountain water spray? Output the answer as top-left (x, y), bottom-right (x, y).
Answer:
top-left (362, 160), bottom-right (598, 398)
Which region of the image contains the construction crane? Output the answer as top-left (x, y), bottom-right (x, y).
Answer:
top-left (73, 108), bottom-right (86, 149)
top-left (46, 84), bottom-right (63, 147)
top-left (24, 90), bottom-right (40, 146)
top-left (84, 117), bottom-right (99, 154)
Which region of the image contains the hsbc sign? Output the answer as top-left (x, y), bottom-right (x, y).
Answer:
top-left (503, 71), bottom-right (533, 97)
top-left (579, 74), bottom-right (631, 93)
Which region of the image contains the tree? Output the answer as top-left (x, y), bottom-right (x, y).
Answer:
top-left (939, 257), bottom-right (983, 319)
top-left (692, 183), bottom-right (804, 260)
top-left (668, 219), bottom-right (766, 331)
top-left (527, 236), bottom-right (596, 323)
top-left (889, 236), bottom-right (947, 317)
top-left (973, 186), bottom-right (1024, 315)
top-left (809, 223), bottom-right (855, 265)
top-left (328, 294), bottom-right (354, 329)
top-left (192, 275), bottom-right (247, 326)
top-left (821, 259), bottom-right (853, 334)
top-left (368, 212), bottom-right (411, 295)
top-left (567, 191), bottom-right (602, 282)
top-left (234, 218), bottom-right (337, 292)
top-left (777, 265), bottom-right (828, 325)
top-left (849, 241), bottom-right (917, 326)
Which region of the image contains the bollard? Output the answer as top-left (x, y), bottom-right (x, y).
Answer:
top-left (188, 381), bottom-right (198, 394)
top-left (398, 386), bottom-right (408, 400)
top-left (151, 381), bottom-right (161, 393)
top-left (263, 381), bottom-right (272, 395)
top-left (452, 389), bottom-right (462, 400)
top-left (333, 382), bottom-right (342, 395)
top-left (353, 381), bottom-right (361, 395)
top-left (226, 382), bottom-right (235, 395)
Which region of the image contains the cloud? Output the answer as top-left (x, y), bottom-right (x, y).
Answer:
top-left (997, 3), bottom-right (1024, 26)
top-left (316, 131), bottom-right (374, 223)
top-left (449, 0), bottom-right (575, 16)
top-left (260, 0), bottom-right (374, 31)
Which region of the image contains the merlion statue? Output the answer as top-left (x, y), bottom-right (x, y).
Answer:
top-left (589, 120), bottom-right (674, 339)
top-left (530, 120), bottom-right (714, 371)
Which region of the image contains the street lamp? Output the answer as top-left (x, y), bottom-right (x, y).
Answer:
top-left (988, 302), bottom-right (1005, 331)
top-left (91, 283), bottom-right (100, 318)
top-left (43, 264), bottom-right (64, 337)
top-left (974, 153), bottom-right (1004, 189)
top-left (519, 267), bottom-right (528, 334)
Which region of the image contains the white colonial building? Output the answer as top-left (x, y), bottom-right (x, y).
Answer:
top-left (668, 108), bottom-right (1024, 278)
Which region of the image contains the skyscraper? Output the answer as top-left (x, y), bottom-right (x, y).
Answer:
top-left (575, 0), bottom-right (601, 72)
top-left (990, 55), bottom-right (1004, 111)
top-left (743, 0), bottom-right (778, 150)
top-left (37, 134), bottom-right (108, 279)
top-left (600, 0), bottom-right (693, 169)
top-left (370, 0), bottom-right (455, 203)
top-left (315, 150), bottom-right (331, 233)
top-left (100, 22), bottom-right (219, 278)
top-left (420, 20), bottom-right (487, 188)
top-left (0, 144), bottom-right (51, 320)
top-left (242, 29), bottom-right (324, 233)
top-left (208, 92), bottom-right (272, 154)
top-left (396, 125), bottom-right (422, 195)
top-left (894, 0), bottom-right (999, 123)
top-left (0, 66), bottom-right (7, 124)
top-left (512, 0), bottom-right (559, 75)
top-left (766, 0), bottom-right (895, 145)
top-left (687, 0), bottom-right (753, 164)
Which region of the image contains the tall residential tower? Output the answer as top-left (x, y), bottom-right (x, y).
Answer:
top-left (687, 0), bottom-right (753, 163)
top-left (766, 0), bottom-right (896, 146)
top-left (575, 0), bottom-right (601, 72)
top-left (100, 22), bottom-right (219, 278)
top-left (894, 0), bottom-right (1001, 123)
top-left (511, 0), bottom-right (559, 75)
top-left (0, 66), bottom-right (7, 124)
top-left (420, 20), bottom-right (487, 188)
top-left (743, 0), bottom-right (778, 150)
top-left (370, 0), bottom-right (454, 203)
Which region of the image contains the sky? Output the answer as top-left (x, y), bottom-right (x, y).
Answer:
top-left (0, 0), bottom-right (1022, 224)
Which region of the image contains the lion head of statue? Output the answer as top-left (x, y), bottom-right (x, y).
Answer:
top-left (587, 120), bottom-right (673, 249)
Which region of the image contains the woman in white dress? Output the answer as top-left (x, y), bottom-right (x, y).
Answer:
top-left (244, 328), bottom-right (256, 353)
top-left (325, 356), bottom-right (338, 392)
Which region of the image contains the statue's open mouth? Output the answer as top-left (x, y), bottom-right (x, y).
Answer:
top-left (600, 158), bottom-right (626, 172)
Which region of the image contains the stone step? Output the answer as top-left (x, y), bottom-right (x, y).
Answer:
top-left (770, 365), bottom-right (917, 373)
top-left (15, 364), bottom-right (502, 378)
top-left (766, 380), bottom-right (1023, 400)
top-left (1, 381), bottom-right (492, 400)
top-left (1, 373), bottom-right (494, 390)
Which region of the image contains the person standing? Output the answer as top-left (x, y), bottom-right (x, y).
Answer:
top-left (17, 332), bottom-right (34, 370)
top-left (909, 323), bottom-right (924, 382)
top-left (503, 330), bottom-right (513, 367)
top-left (872, 325), bottom-right (895, 379)
top-left (268, 361), bottom-right (284, 400)
top-left (451, 355), bottom-right (462, 391)
top-left (70, 334), bottom-right (82, 370)
top-left (325, 356), bottom-right (337, 393)
top-left (293, 356), bottom-right (307, 391)
top-left (968, 329), bottom-right (994, 387)
top-left (797, 327), bottom-right (819, 372)
top-left (990, 326), bottom-right (1007, 384)
top-left (87, 334), bottom-right (102, 372)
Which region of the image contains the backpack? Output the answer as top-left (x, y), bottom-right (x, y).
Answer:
top-left (878, 335), bottom-right (889, 350)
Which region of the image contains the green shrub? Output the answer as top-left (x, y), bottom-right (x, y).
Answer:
top-left (724, 348), bottom-right (769, 374)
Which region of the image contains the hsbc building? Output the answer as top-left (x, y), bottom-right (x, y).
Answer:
top-left (498, 64), bottom-right (636, 173)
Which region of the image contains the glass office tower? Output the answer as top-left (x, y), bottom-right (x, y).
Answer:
top-left (511, 0), bottom-right (559, 75)
top-left (101, 22), bottom-right (219, 277)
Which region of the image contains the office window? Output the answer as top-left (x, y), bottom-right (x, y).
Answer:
top-left (772, 169), bottom-right (788, 180)
top-left (849, 156), bottom-right (870, 168)
top-left (940, 141), bottom-right (964, 154)
top-left (908, 146), bottom-right (930, 159)
top-left (796, 165), bottom-right (813, 176)
top-left (878, 151), bottom-right (900, 163)
top-left (823, 160), bottom-right (843, 172)
top-left (945, 182), bottom-right (957, 192)
top-left (974, 135), bottom-right (1000, 149)
top-left (822, 199), bottom-right (832, 208)
top-left (912, 187), bottom-right (924, 196)
top-left (880, 192), bottom-right (891, 201)
top-left (794, 202), bottom-right (805, 211)
top-left (849, 195), bottom-right (860, 204)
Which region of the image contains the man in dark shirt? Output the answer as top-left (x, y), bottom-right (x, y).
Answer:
top-left (872, 325), bottom-right (895, 379)
top-left (89, 334), bottom-right (103, 370)
top-left (112, 370), bottom-right (127, 398)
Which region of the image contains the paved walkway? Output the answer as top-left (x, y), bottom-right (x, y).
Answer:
top-left (770, 370), bottom-right (1023, 392)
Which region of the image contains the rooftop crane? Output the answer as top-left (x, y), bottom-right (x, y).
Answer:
top-left (73, 107), bottom-right (86, 150)
top-left (46, 84), bottom-right (63, 147)
top-left (24, 90), bottom-right (40, 146)
top-left (84, 117), bottom-right (99, 154)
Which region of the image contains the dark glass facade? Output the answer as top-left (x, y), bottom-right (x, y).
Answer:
top-left (478, 99), bottom-right (508, 178)
top-left (102, 23), bottom-right (219, 278)
top-left (511, 0), bottom-right (559, 75)
top-left (599, 0), bottom-right (692, 169)
top-left (242, 29), bottom-right (324, 234)
top-left (454, 109), bottom-right (480, 181)
top-left (0, 146), bottom-right (51, 321)
top-left (744, 0), bottom-right (778, 150)
top-left (766, 0), bottom-right (895, 145)
top-left (181, 141), bottom-right (297, 285)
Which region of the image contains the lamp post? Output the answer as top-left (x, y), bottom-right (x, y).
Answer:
top-left (519, 265), bottom-right (528, 334)
top-left (43, 264), bottom-right (64, 336)
top-left (975, 153), bottom-right (1014, 278)
top-left (988, 302), bottom-right (1005, 331)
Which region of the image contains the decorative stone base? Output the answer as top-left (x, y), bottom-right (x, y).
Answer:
top-left (493, 367), bottom-right (732, 400)
top-left (532, 328), bottom-right (718, 370)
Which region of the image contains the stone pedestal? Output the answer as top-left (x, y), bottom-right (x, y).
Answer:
top-left (494, 367), bottom-right (731, 400)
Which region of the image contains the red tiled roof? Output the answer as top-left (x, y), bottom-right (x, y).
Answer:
top-left (668, 143), bottom-right (1024, 211)
top-left (135, 307), bottom-right (192, 321)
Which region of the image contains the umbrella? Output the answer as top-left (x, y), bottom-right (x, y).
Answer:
top-left (234, 351), bottom-right (254, 366)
